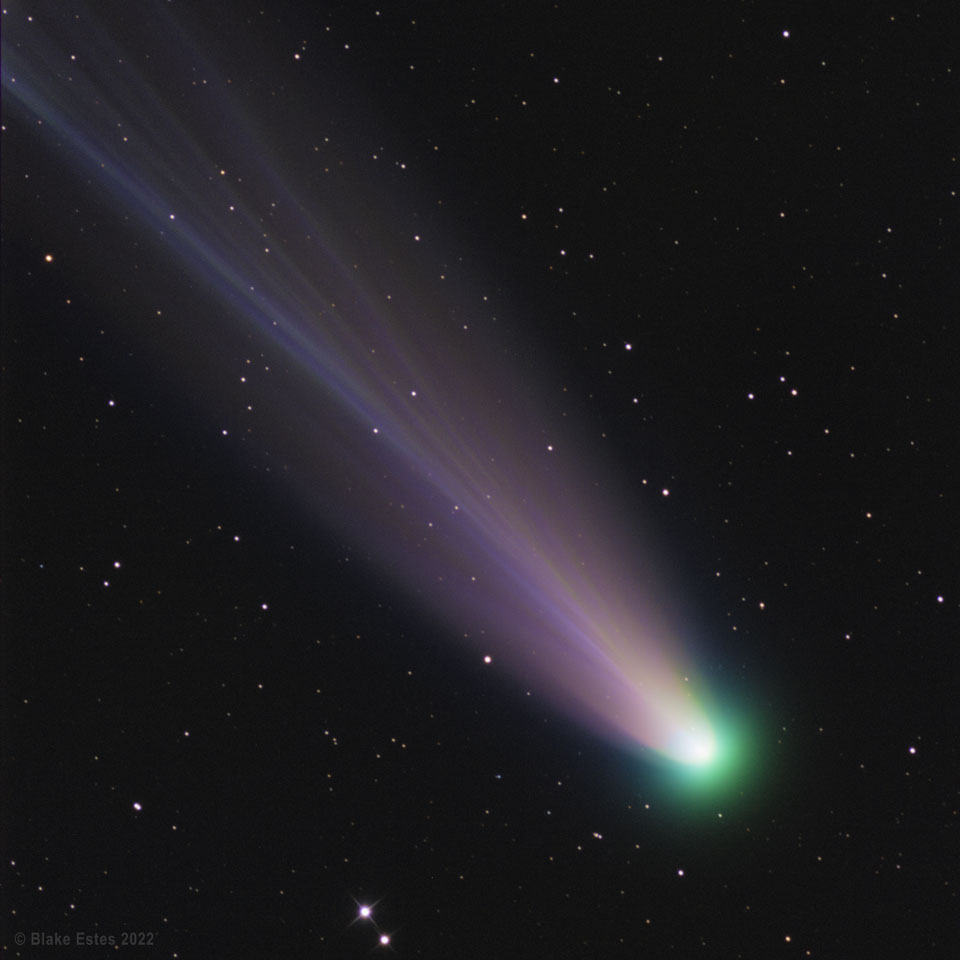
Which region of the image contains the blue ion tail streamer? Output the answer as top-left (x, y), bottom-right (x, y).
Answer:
top-left (3, 4), bottom-right (720, 767)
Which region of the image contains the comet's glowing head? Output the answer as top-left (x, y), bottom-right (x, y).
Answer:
top-left (670, 725), bottom-right (718, 766)
top-left (637, 692), bottom-right (775, 817)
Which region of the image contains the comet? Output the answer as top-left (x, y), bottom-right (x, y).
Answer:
top-left (2, 5), bottom-right (730, 770)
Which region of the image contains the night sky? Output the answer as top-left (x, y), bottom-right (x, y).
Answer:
top-left (3, 2), bottom-right (958, 957)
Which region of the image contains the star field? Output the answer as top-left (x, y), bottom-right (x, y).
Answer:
top-left (3, 2), bottom-right (959, 958)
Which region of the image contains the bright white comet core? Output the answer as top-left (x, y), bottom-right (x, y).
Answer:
top-left (670, 726), bottom-right (719, 766)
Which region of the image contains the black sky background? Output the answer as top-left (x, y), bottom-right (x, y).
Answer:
top-left (3, 2), bottom-right (959, 957)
